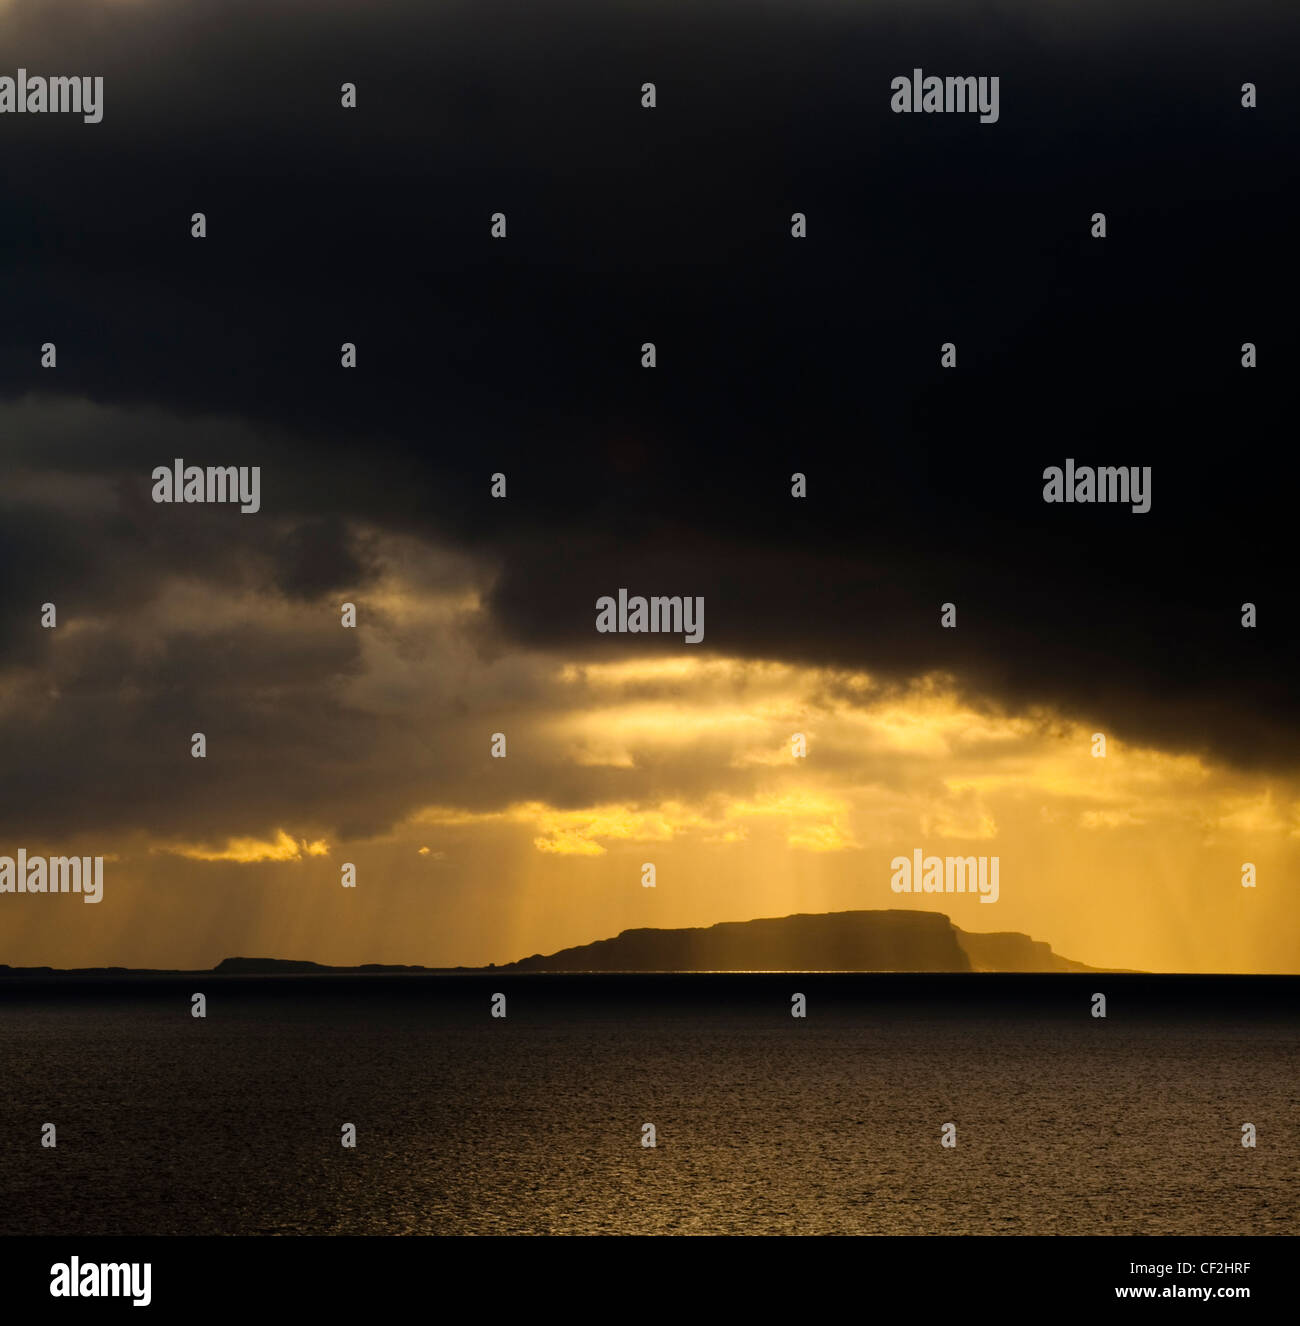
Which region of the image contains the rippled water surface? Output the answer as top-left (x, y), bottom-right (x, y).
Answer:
top-left (2, 975), bottom-right (1297, 1235)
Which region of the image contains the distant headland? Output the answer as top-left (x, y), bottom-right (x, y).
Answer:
top-left (0, 908), bottom-right (1119, 975)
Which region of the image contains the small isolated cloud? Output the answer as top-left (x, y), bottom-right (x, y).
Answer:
top-left (157, 829), bottom-right (330, 864)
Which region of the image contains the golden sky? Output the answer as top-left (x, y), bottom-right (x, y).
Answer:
top-left (4, 532), bottom-right (1295, 973)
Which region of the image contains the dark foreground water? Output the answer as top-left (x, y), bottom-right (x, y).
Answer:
top-left (1, 974), bottom-right (1296, 1236)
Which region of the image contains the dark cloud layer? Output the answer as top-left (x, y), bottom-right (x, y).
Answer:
top-left (0, 0), bottom-right (1297, 852)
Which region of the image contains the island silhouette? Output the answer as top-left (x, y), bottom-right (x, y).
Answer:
top-left (0, 908), bottom-right (1118, 975)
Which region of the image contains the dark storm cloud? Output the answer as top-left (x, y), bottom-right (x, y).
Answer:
top-left (0, 400), bottom-right (383, 672)
top-left (273, 515), bottom-right (376, 600)
top-left (0, 0), bottom-right (1297, 794)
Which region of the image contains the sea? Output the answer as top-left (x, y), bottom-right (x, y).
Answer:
top-left (1, 973), bottom-right (1296, 1236)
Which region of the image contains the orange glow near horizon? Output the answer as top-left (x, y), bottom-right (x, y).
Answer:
top-left (5, 646), bottom-right (1298, 974)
